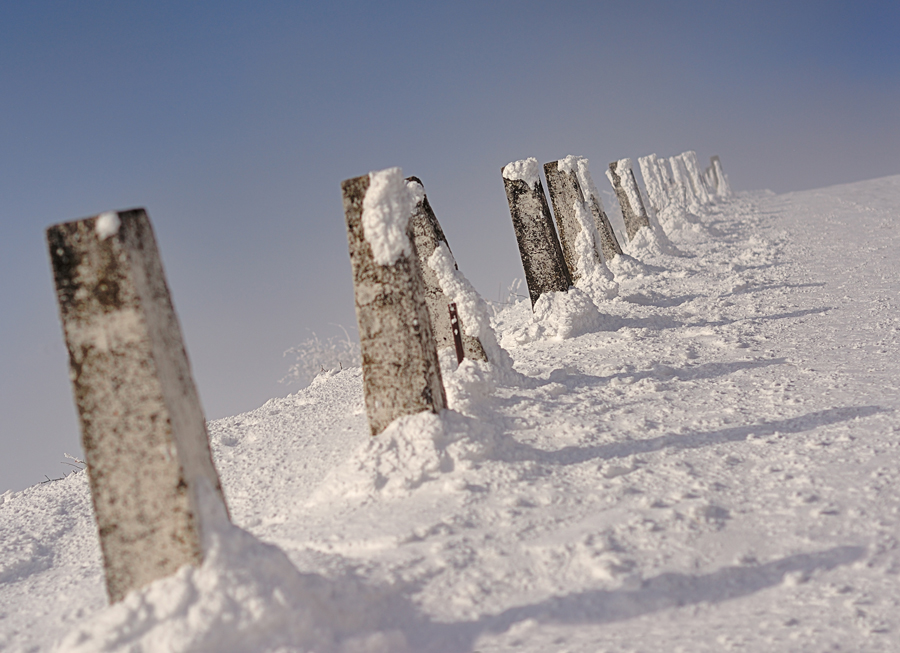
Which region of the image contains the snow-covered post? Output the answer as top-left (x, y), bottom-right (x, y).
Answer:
top-left (682, 151), bottom-right (713, 205)
top-left (502, 158), bottom-right (572, 307)
top-left (656, 156), bottom-right (676, 201)
top-left (341, 168), bottom-right (447, 435)
top-left (543, 159), bottom-right (589, 281)
top-left (638, 153), bottom-right (669, 215)
top-left (606, 159), bottom-right (651, 241)
top-left (669, 154), bottom-right (697, 211)
top-left (710, 155), bottom-right (732, 198)
top-left (406, 176), bottom-right (487, 362)
top-left (575, 160), bottom-right (623, 264)
top-left (46, 209), bottom-right (229, 604)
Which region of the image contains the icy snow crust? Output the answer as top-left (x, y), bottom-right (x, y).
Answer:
top-left (5, 175), bottom-right (900, 651)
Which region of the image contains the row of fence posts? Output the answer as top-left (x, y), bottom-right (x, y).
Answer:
top-left (46, 151), bottom-right (730, 603)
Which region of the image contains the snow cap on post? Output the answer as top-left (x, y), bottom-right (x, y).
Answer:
top-left (342, 168), bottom-right (447, 436)
top-left (46, 208), bottom-right (229, 604)
top-left (406, 176), bottom-right (487, 362)
top-left (502, 157), bottom-right (572, 308)
top-left (606, 158), bottom-right (651, 241)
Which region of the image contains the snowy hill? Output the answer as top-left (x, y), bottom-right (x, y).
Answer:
top-left (2, 175), bottom-right (900, 652)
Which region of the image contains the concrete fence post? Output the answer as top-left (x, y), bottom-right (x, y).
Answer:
top-left (606, 159), bottom-right (651, 241)
top-left (638, 153), bottom-right (669, 215)
top-left (341, 167), bottom-right (447, 435)
top-left (501, 158), bottom-right (572, 307)
top-left (710, 155), bottom-right (732, 198)
top-left (543, 160), bottom-right (590, 282)
top-left (544, 156), bottom-right (620, 279)
top-left (46, 209), bottom-right (228, 604)
top-left (406, 177), bottom-right (487, 362)
top-left (682, 150), bottom-right (713, 205)
top-left (669, 154), bottom-right (697, 210)
top-left (656, 156), bottom-right (676, 203)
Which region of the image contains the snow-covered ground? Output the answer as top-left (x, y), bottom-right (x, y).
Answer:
top-left (2, 174), bottom-right (899, 652)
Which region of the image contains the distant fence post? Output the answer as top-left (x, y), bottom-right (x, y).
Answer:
top-left (46, 209), bottom-right (228, 604)
top-left (669, 154), bottom-right (697, 210)
top-left (406, 177), bottom-right (487, 362)
top-left (681, 151), bottom-right (713, 204)
top-left (502, 158), bottom-right (572, 307)
top-left (341, 168), bottom-right (447, 435)
top-left (638, 153), bottom-right (669, 215)
top-left (710, 155), bottom-right (732, 198)
top-left (606, 159), bottom-right (651, 240)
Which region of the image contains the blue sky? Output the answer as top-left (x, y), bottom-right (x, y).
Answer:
top-left (2, 0), bottom-right (898, 491)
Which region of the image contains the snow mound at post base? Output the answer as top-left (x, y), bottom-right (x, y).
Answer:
top-left (310, 410), bottom-right (499, 503)
top-left (53, 499), bottom-right (411, 653)
top-left (500, 288), bottom-right (612, 346)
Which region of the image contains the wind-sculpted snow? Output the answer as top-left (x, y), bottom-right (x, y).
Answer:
top-left (3, 176), bottom-right (900, 652)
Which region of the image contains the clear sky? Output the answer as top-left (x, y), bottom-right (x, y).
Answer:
top-left (2, 0), bottom-right (898, 492)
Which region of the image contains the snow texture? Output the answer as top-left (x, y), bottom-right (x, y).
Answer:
top-left (5, 174), bottom-right (900, 653)
top-left (502, 157), bottom-right (541, 188)
top-left (361, 167), bottom-right (414, 266)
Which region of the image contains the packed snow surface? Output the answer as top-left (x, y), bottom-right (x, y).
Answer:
top-left (4, 175), bottom-right (900, 652)
top-left (361, 167), bottom-right (414, 266)
top-left (502, 158), bottom-right (541, 188)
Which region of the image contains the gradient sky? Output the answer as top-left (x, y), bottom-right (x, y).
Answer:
top-left (2, 0), bottom-right (898, 492)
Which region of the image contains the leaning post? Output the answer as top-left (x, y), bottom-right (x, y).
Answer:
top-left (638, 153), bottom-right (669, 215)
top-left (406, 176), bottom-right (486, 362)
top-left (502, 157), bottom-right (572, 307)
top-left (571, 158), bottom-right (623, 264)
top-left (710, 155), bottom-right (732, 198)
top-left (543, 159), bottom-right (588, 282)
top-left (341, 167), bottom-right (447, 435)
top-left (46, 208), bottom-right (229, 604)
top-left (606, 159), bottom-right (651, 240)
top-left (681, 151), bottom-right (713, 205)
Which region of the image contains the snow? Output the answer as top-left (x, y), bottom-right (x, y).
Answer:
top-left (361, 167), bottom-right (414, 266)
top-left (570, 198), bottom-right (618, 300)
top-left (426, 242), bottom-right (521, 384)
top-left (94, 212), bottom-right (120, 240)
top-left (501, 158), bottom-right (541, 188)
top-left (4, 174), bottom-right (900, 652)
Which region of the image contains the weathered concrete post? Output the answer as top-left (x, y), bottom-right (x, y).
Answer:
top-left (710, 155), bottom-right (732, 198)
top-left (502, 157), bottom-right (572, 307)
top-left (46, 209), bottom-right (228, 604)
top-left (606, 159), bottom-right (651, 241)
top-left (406, 176), bottom-right (487, 362)
top-left (341, 167), bottom-right (447, 435)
